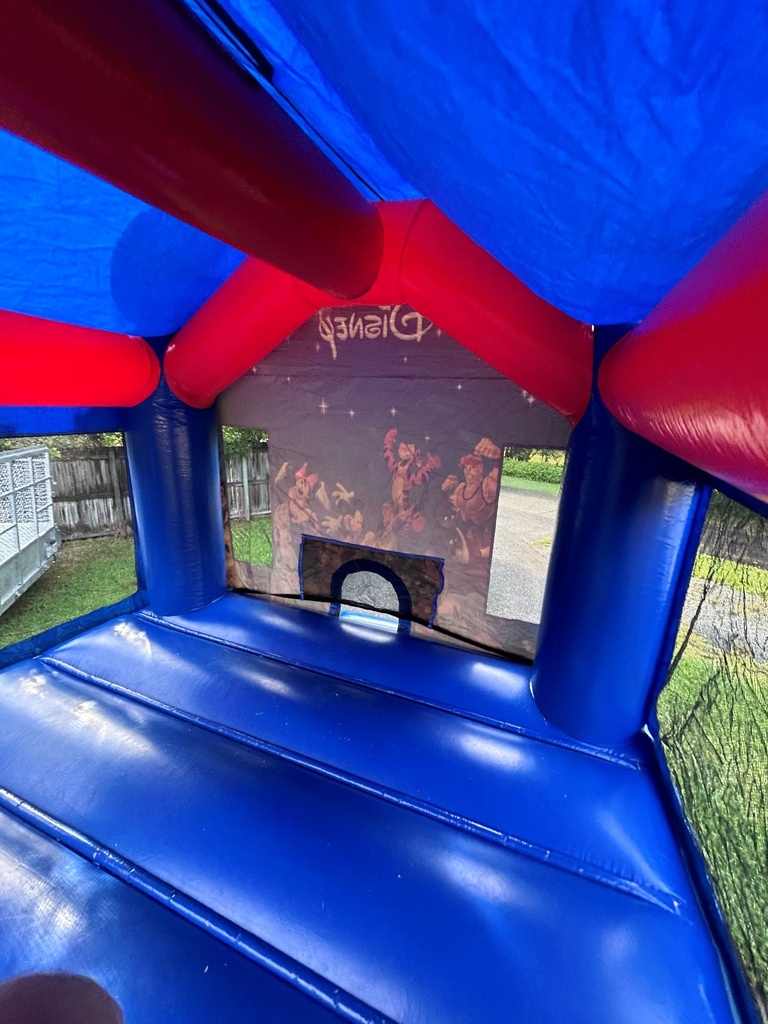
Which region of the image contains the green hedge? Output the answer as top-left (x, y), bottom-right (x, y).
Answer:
top-left (502, 458), bottom-right (564, 484)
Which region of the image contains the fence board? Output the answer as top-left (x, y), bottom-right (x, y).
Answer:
top-left (50, 443), bottom-right (270, 539)
top-left (51, 446), bottom-right (132, 540)
top-left (224, 443), bottom-right (270, 521)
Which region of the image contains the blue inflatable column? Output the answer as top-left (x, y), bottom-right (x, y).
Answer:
top-left (531, 326), bottom-right (709, 745)
top-left (124, 340), bottom-right (226, 615)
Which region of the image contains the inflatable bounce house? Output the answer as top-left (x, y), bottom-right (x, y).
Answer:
top-left (0, 2), bottom-right (767, 1021)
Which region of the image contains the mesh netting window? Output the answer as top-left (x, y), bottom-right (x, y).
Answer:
top-left (658, 491), bottom-right (768, 1019)
top-left (0, 434), bottom-right (137, 651)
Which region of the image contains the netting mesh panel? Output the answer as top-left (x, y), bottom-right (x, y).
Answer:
top-left (658, 492), bottom-right (768, 1020)
top-left (0, 460), bottom-right (14, 564)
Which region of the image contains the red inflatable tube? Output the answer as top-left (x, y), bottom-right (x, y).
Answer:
top-left (599, 191), bottom-right (768, 497)
top-left (0, 0), bottom-right (382, 298)
top-left (164, 202), bottom-right (418, 408)
top-left (166, 200), bottom-right (593, 421)
top-left (400, 203), bottom-right (593, 422)
top-left (0, 311), bottom-right (160, 407)
top-left (165, 261), bottom-right (319, 409)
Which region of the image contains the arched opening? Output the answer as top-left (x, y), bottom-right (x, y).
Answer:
top-left (339, 568), bottom-right (401, 632)
top-left (330, 558), bottom-right (411, 634)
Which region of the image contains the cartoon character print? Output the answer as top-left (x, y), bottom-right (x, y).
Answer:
top-left (441, 437), bottom-right (501, 564)
top-left (272, 461), bottom-right (331, 583)
top-left (275, 461), bottom-right (330, 531)
top-left (382, 427), bottom-right (441, 536)
top-left (322, 481), bottom-right (368, 544)
top-left (371, 502), bottom-right (399, 550)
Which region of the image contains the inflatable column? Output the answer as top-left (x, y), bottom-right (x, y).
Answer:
top-left (124, 339), bottom-right (226, 615)
top-left (531, 325), bottom-right (709, 745)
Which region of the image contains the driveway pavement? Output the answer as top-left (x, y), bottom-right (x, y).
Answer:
top-left (489, 486), bottom-right (768, 661)
top-left (487, 486), bottom-right (558, 622)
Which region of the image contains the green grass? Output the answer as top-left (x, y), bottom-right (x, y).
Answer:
top-left (659, 634), bottom-right (768, 1011)
top-left (0, 520), bottom-right (274, 651)
top-left (230, 515), bottom-right (273, 565)
top-left (692, 552), bottom-right (768, 597)
top-left (0, 537), bottom-right (137, 649)
top-left (501, 475), bottom-right (561, 495)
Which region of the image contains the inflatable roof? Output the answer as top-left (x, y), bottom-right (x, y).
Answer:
top-left (0, 4), bottom-right (766, 1023)
top-left (1, 0), bottom-right (767, 498)
top-left (3, 1), bottom-right (768, 328)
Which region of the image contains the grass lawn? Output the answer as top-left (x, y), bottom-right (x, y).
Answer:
top-left (0, 537), bottom-right (137, 649)
top-left (230, 515), bottom-right (273, 565)
top-left (501, 475), bottom-right (561, 495)
top-left (0, 521), bottom-right (273, 652)
top-left (692, 552), bottom-right (768, 597)
top-left (659, 634), bottom-right (768, 1013)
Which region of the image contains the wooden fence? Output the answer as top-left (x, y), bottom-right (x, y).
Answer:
top-left (223, 443), bottom-right (270, 521)
top-left (51, 447), bottom-right (132, 540)
top-left (50, 443), bottom-right (270, 540)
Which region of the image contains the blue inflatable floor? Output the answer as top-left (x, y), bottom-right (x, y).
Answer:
top-left (0, 594), bottom-right (744, 1022)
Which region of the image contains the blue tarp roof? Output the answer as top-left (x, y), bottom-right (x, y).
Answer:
top-left (2, 0), bottom-right (768, 330)
top-left (0, 130), bottom-right (243, 336)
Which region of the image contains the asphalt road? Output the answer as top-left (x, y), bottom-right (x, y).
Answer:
top-left (489, 485), bottom-right (768, 661)
top-left (487, 486), bottom-right (558, 622)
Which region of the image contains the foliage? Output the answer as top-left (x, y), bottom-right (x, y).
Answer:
top-left (700, 491), bottom-right (768, 574)
top-left (94, 432), bottom-right (124, 448)
top-left (503, 446), bottom-right (536, 462)
top-left (500, 475), bottom-right (560, 495)
top-left (0, 432), bottom-right (123, 458)
top-left (502, 457), bottom-right (564, 485)
top-left (503, 446), bottom-right (566, 466)
top-left (230, 516), bottom-right (273, 566)
top-left (709, 489), bottom-right (767, 535)
top-left (220, 426), bottom-right (267, 460)
top-left (0, 538), bottom-right (137, 648)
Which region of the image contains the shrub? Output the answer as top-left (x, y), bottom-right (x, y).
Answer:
top-left (220, 426), bottom-right (267, 459)
top-left (502, 458), bottom-right (564, 484)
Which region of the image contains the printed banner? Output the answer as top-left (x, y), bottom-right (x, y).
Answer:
top-left (220, 304), bottom-right (570, 657)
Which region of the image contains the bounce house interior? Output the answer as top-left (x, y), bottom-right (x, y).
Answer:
top-left (1, 2), bottom-right (768, 1022)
